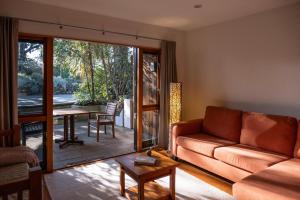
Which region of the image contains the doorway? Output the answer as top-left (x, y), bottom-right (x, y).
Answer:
top-left (137, 49), bottom-right (161, 150)
top-left (17, 34), bottom-right (161, 171)
top-left (52, 38), bottom-right (136, 169)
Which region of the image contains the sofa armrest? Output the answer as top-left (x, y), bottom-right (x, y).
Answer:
top-left (171, 119), bottom-right (203, 156)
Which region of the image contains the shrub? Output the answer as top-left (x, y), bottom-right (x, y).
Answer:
top-left (54, 76), bottom-right (67, 94)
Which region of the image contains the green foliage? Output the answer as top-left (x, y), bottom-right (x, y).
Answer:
top-left (18, 72), bottom-right (43, 95)
top-left (18, 39), bottom-right (133, 104)
top-left (53, 39), bottom-right (133, 105)
top-left (18, 42), bottom-right (44, 95)
top-left (53, 76), bottom-right (79, 94)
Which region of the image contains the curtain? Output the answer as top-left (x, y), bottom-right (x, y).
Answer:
top-left (0, 16), bottom-right (19, 130)
top-left (158, 41), bottom-right (177, 149)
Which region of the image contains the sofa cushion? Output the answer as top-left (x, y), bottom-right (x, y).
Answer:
top-left (0, 163), bottom-right (29, 186)
top-left (233, 158), bottom-right (300, 200)
top-left (214, 144), bottom-right (289, 173)
top-left (241, 112), bottom-right (297, 156)
top-left (176, 133), bottom-right (236, 157)
top-left (294, 121), bottom-right (300, 158)
top-left (203, 106), bottom-right (242, 142)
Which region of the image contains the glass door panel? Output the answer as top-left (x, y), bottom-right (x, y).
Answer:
top-left (142, 110), bottom-right (159, 148)
top-left (143, 53), bottom-right (159, 105)
top-left (21, 122), bottom-right (47, 169)
top-left (140, 50), bottom-right (160, 149)
top-left (17, 38), bottom-right (49, 170)
top-left (18, 40), bottom-right (45, 115)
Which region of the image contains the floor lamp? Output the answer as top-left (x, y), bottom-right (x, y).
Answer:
top-left (169, 82), bottom-right (182, 151)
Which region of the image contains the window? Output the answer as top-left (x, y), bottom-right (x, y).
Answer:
top-left (18, 40), bottom-right (45, 115)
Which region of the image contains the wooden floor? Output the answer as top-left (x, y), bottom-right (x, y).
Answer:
top-left (177, 160), bottom-right (232, 195)
top-left (43, 151), bottom-right (232, 200)
top-left (53, 121), bottom-right (135, 169)
top-left (157, 151), bottom-right (233, 195)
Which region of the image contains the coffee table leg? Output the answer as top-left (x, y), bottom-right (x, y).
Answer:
top-left (120, 166), bottom-right (125, 196)
top-left (170, 168), bottom-right (176, 200)
top-left (138, 181), bottom-right (144, 200)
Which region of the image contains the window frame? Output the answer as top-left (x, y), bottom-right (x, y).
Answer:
top-left (18, 34), bottom-right (53, 172)
top-left (137, 48), bottom-right (161, 150)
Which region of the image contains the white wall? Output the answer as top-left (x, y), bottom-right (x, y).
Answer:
top-left (184, 3), bottom-right (300, 119)
top-left (2, 0), bottom-right (300, 120)
top-left (0, 0), bottom-right (185, 81)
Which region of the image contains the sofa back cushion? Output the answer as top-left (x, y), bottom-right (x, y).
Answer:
top-left (203, 106), bottom-right (242, 142)
top-left (294, 121), bottom-right (300, 158)
top-left (241, 112), bottom-right (297, 156)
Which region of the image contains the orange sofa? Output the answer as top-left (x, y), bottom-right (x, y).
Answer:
top-left (171, 106), bottom-right (300, 200)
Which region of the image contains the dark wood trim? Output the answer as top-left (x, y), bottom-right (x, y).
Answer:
top-left (18, 115), bottom-right (47, 123)
top-left (45, 37), bottom-right (54, 172)
top-left (137, 48), bottom-right (161, 151)
top-left (137, 48), bottom-right (143, 151)
top-left (141, 48), bottom-right (161, 54)
top-left (17, 34), bottom-right (54, 172)
top-left (19, 36), bottom-right (46, 41)
top-left (142, 105), bottom-right (159, 111)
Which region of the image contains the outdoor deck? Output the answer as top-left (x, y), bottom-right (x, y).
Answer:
top-left (54, 121), bottom-right (135, 169)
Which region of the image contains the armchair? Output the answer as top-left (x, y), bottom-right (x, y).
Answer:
top-left (0, 125), bottom-right (42, 200)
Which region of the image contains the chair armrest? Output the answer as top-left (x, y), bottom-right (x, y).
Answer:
top-left (96, 113), bottom-right (114, 120)
top-left (171, 119), bottom-right (203, 156)
top-left (96, 113), bottom-right (113, 116)
top-left (29, 166), bottom-right (42, 200)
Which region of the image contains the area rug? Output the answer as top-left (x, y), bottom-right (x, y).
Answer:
top-left (44, 159), bottom-right (234, 200)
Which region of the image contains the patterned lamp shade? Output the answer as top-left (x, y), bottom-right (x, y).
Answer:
top-left (169, 82), bottom-right (182, 125)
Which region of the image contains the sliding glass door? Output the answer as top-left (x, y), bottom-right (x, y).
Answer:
top-left (16, 34), bottom-right (160, 170)
top-left (137, 49), bottom-right (160, 150)
top-left (18, 36), bottom-right (53, 171)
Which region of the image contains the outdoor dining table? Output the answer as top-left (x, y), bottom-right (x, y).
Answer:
top-left (53, 108), bottom-right (99, 148)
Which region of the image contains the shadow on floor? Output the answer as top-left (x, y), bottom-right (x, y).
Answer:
top-left (54, 121), bottom-right (135, 169)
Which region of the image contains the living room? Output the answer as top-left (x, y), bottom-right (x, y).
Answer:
top-left (1, 0), bottom-right (300, 199)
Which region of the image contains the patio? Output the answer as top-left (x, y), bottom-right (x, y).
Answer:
top-left (53, 121), bottom-right (135, 169)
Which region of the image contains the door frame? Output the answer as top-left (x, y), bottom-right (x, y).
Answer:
top-left (17, 33), bottom-right (160, 169)
top-left (18, 34), bottom-right (53, 172)
top-left (136, 48), bottom-right (160, 151)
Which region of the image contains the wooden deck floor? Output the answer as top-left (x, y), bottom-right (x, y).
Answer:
top-left (54, 121), bottom-right (135, 169)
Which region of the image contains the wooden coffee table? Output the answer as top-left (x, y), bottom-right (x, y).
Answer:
top-left (115, 151), bottom-right (179, 200)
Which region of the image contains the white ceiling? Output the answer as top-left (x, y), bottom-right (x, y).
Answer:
top-left (25, 0), bottom-right (299, 31)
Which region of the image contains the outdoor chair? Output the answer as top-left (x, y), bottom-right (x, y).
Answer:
top-left (0, 125), bottom-right (42, 200)
top-left (89, 102), bottom-right (117, 142)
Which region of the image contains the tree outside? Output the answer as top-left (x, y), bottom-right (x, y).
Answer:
top-left (53, 38), bottom-right (134, 106)
top-left (18, 38), bottom-right (134, 109)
